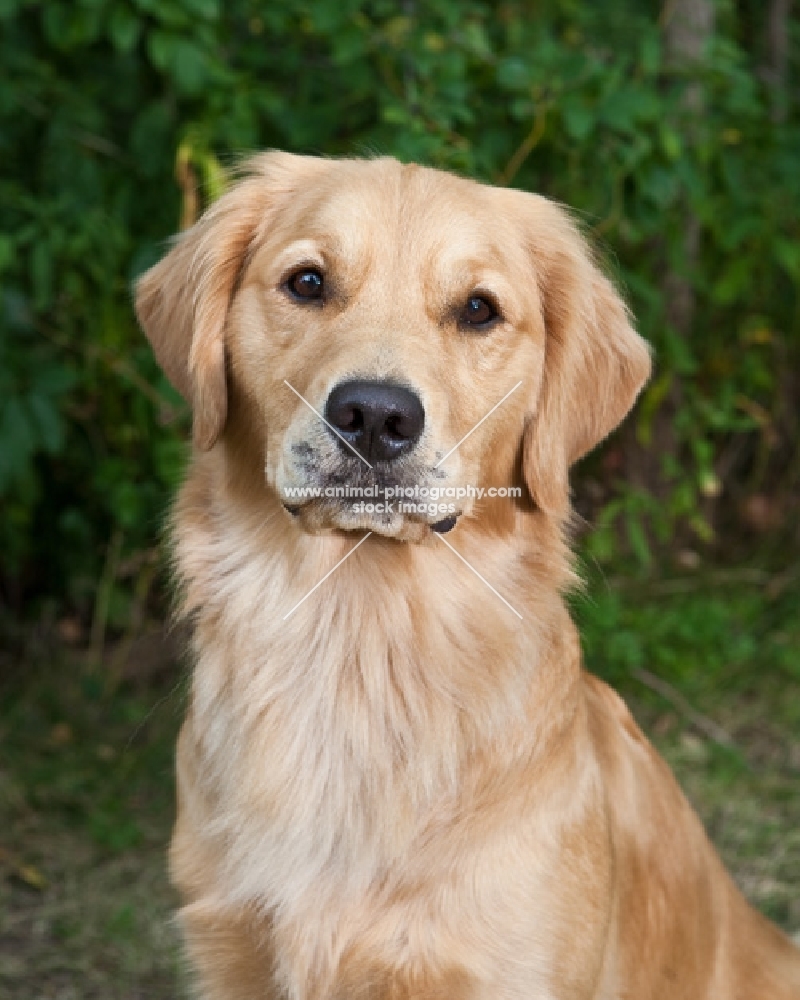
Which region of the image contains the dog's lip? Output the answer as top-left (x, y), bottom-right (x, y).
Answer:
top-left (281, 498), bottom-right (462, 535)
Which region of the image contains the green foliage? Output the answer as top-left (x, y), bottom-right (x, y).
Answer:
top-left (575, 567), bottom-right (800, 712)
top-left (1, 0), bottom-right (799, 613)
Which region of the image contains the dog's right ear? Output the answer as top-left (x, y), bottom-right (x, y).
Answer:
top-left (134, 176), bottom-right (270, 449)
top-left (134, 151), bottom-right (327, 450)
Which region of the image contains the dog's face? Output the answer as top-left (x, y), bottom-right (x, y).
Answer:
top-left (136, 153), bottom-right (651, 541)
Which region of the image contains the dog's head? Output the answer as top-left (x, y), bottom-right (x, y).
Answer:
top-left (136, 152), bottom-right (650, 541)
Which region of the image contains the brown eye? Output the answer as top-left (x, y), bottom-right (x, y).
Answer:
top-left (461, 295), bottom-right (498, 328)
top-left (287, 268), bottom-right (324, 301)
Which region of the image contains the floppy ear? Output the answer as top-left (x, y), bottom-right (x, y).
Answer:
top-left (134, 168), bottom-right (277, 449)
top-left (521, 198), bottom-right (652, 517)
top-left (135, 176), bottom-right (273, 449)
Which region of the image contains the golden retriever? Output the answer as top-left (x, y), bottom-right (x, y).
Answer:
top-left (135, 152), bottom-right (800, 1000)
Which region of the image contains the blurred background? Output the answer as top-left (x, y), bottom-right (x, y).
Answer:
top-left (0, 1), bottom-right (798, 996)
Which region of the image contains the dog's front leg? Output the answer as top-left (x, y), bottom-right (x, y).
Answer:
top-left (178, 901), bottom-right (280, 1000)
top-left (329, 956), bottom-right (478, 1000)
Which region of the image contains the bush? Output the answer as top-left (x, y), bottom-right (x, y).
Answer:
top-left (1, 0), bottom-right (798, 621)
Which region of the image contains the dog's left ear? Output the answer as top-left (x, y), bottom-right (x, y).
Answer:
top-left (519, 196), bottom-right (652, 517)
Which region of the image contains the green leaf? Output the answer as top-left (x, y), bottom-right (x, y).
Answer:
top-left (496, 57), bottom-right (530, 91)
top-left (382, 105), bottom-right (411, 126)
top-left (659, 125), bottom-right (682, 162)
top-left (774, 239), bottom-right (800, 281)
top-left (34, 366), bottom-right (77, 396)
top-left (626, 515), bottom-right (652, 569)
top-left (562, 101), bottom-right (593, 141)
top-left (109, 5), bottom-right (141, 53)
top-left (146, 30), bottom-right (172, 72)
top-left (182, 0), bottom-right (219, 19)
top-left (27, 393), bottom-right (63, 453)
top-left (171, 39), bottom-right (209, 94)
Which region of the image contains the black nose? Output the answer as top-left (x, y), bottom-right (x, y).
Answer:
top-left (324, 380), bottom-right (425, 464)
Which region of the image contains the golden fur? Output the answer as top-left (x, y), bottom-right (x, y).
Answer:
top-left (135, 153), bottom-right (800, 1000)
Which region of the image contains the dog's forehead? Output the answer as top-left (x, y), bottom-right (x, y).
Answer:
top-left (275, 160), bottom-right (517, 269)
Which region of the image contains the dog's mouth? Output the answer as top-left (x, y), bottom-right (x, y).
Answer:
top-left (278, 441), bottom-right (465, 540)
top-left (280, 468), bottom-right (462, 540)
top-left (283, 500), bottom-right (459, 537)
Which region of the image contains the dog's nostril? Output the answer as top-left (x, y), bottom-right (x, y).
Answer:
top-left (385, 413), bottom-right (409, 440)
top-left (340, 406), bottom-right (364, 433)
top-left (325, 380), bottom-right (425, 463)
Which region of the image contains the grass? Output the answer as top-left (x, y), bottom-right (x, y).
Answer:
top-left (1, 562), bottom-right (799, 997)
top-left (0, 658), bottom-right (187, 999)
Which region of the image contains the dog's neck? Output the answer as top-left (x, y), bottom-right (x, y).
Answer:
top-left (176, 446), bottom-right (583, 721)
top-left (179, 447), bottom-right (576, 668)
